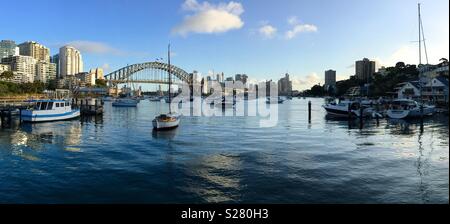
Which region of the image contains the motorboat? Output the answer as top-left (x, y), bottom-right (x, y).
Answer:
top-left (386, 99), bottom-right (435, 119)
top-left (112, 98), bottom-right (138, 107)
top-left (322, 100), bottom-right (380, 118)
top-left (21, 99), bottom-right (80, 122)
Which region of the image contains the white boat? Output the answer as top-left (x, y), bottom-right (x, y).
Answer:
top-left (153, 113), bottom-right (180, 130)
top-left (149, 96), bottom-right (162, 102)
top-left (266, 97), bottom-right (285, 104)
top-left (21, 99), bottom-right (80, 122)
top-left (112, 98), bottom-right (138, 107)
top-left (323, 100), bottom-right (379, 118)
top-left (386, 99), bottom-right (435, 119)
top-left (153, 44), bottom-right (180, 131)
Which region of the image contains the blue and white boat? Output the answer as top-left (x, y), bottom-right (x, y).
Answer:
top-left (21, 99), bottom-right (80, 122)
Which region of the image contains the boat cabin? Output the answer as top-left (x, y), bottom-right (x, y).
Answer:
top-left (32, 100), bottom-right (72, 111)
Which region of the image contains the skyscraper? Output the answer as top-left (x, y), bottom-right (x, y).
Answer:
top-left (1, 55), bottom-right (37, 83)
top-left (355, 58), bottom-right (376, 81)
top-left (36, 62), bottom-right (57, 83)
top-left (59, 45), bottom-right (83, 77)
top-left (278, 73), bottom-right (292, 96)
top-left (51, 54), bottom-right (60, 77)
top-left (325, 70), bottom-right (336, 87)
top-left (18, 41), bottom-right (50, 62)
top-left (0, 40), bottom-right (19, 59)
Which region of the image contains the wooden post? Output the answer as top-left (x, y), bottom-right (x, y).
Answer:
top-left (359, 106), bottom-right (363, 129)
top-left (0, 110), bottom-right (4, 128)
top-left (308, 101), bottom-right (311, 123)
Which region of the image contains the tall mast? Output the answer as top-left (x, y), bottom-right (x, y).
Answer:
top-left (168, 44), bottom-right (171, 113)
top-left (418, 3), bottom-right (422, 66)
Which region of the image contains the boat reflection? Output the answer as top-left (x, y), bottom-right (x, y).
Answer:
top-left (8, 121), bottom-right (83, 154)
top-left (151, 128), bottom-right (178, 140)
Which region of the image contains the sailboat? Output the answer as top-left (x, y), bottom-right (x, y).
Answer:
top-left (152, 44), bottom-right (180, 130)
top-left (386, 3), bottom-right (436, 119)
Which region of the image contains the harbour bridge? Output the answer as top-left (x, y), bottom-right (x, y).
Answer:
top-left (104, 62), bottom-right (193, 86)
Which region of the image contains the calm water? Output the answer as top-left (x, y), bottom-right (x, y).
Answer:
top-left (0, 98), bottom-right (448, 203)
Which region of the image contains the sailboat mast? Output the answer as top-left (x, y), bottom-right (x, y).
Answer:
top-left (168, 44), bottom-right (171, 113)
top-left (418, 3), bottom-right (422, 66)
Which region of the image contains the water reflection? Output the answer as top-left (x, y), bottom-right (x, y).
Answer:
top-left (2, 121), bottom-right (83, 159)
top-left (152, 128), bottom-right (178, 140)
top-left (183, 153), bottom-right (242, 203)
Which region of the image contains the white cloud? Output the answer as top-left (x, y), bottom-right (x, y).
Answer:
top-left (66, 40), bottom-right (123, 55)
top-left (285, 24), bottom-right (318, 40)
top-left (291, 73), bottom-right (323, 91)
top-left (172, 0), bottom-right (244, 36)
top-left (287, 16), bottom-right (299, 25)
top-left (258, 25), bottom-right (277, 39)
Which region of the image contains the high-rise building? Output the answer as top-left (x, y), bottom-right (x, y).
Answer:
top-left (51, 54), bottom-right (60, 77)
top-left (60, 45), bottom-right (83, 77)
top-left (278, 73), bottom-right (292, 96)
top-left (1, 55), bottom-right (37, 83)
top-left (18, 41), bottom-right (50, 62)
top-left (235, 74), bottom-right (248, 84)
top-left (0, 40), bottom-right (19, 59)
top-left (325, 70), bottom-right (336, 87)
top-left (355, 58), bottom-right (376, 81)
top-left (35, 62), bottom-right (57, 83)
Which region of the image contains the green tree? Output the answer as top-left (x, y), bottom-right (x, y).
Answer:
top-left (0, 71), bottom-right (14, 80)
top-left (95, 79), bottom-right (107, 87)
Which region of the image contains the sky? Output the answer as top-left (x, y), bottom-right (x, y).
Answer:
top-left (2, 0), bottom-right (449, 90)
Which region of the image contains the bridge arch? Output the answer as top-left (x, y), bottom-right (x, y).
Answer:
top-left (104, 62), bottom-right (192, 85)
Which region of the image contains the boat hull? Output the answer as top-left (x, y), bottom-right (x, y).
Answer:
top-left (152, 118), bottom-right (180, 130)
top-left (21, 109), bottom-right (80, 122)
top-left (386, 106), bottom-right (435, 119)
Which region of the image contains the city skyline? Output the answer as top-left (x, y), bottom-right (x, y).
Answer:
top-left (3, 0), bottom-right (449, 90)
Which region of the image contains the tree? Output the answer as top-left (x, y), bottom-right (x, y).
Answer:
top-left (395, 62), bottom-right (406, 69)
top-left (95, 79), bottom-right (107, 88)
top-left (0, 71), bottom-right (14, 80)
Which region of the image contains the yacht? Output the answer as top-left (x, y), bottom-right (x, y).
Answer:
top-left (323, 100), bottom-right (378, 118)
top-left (386, 99), bottom-right (435, 119)
top-left (21, 99), bottom-right (80, 122)
top-left (153, 44), bottom-right (180, 131)
top-left (112, 98), bottom-right (138, 107)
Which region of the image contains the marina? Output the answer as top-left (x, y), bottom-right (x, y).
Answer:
top-left (0, 98), bottom-right (448, 203)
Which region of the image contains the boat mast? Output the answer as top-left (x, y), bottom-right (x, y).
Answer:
top-left (168, 44), bottom-right (171, 113)
top-left (418, 3), bottom-right (423, 107)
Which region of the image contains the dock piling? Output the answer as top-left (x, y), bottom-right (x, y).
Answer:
top-left (308, 101), bottom-right (311, 123)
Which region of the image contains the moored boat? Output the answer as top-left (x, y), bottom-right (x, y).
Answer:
top-left (112, 98), bottom-right (138, 107)
top-left (153, 44), bottom-right (181, 131)
top-left (153, 113), bottom-right (180, 130)
top-left (21, 99), bottom-right (80, 122)
top-left (386, 99), bottom-right (435, 119)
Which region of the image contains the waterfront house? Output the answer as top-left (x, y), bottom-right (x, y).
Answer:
top-left (395, 81), bottom-right (421, 100)
top-left (422, 76), bottom-right (449, 105)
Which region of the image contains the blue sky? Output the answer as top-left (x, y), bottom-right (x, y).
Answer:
top-left (2, 0), bottom-right (449, 90)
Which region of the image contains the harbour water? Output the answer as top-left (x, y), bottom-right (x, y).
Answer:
top-left (0, 98), bottom-right (448, 203)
